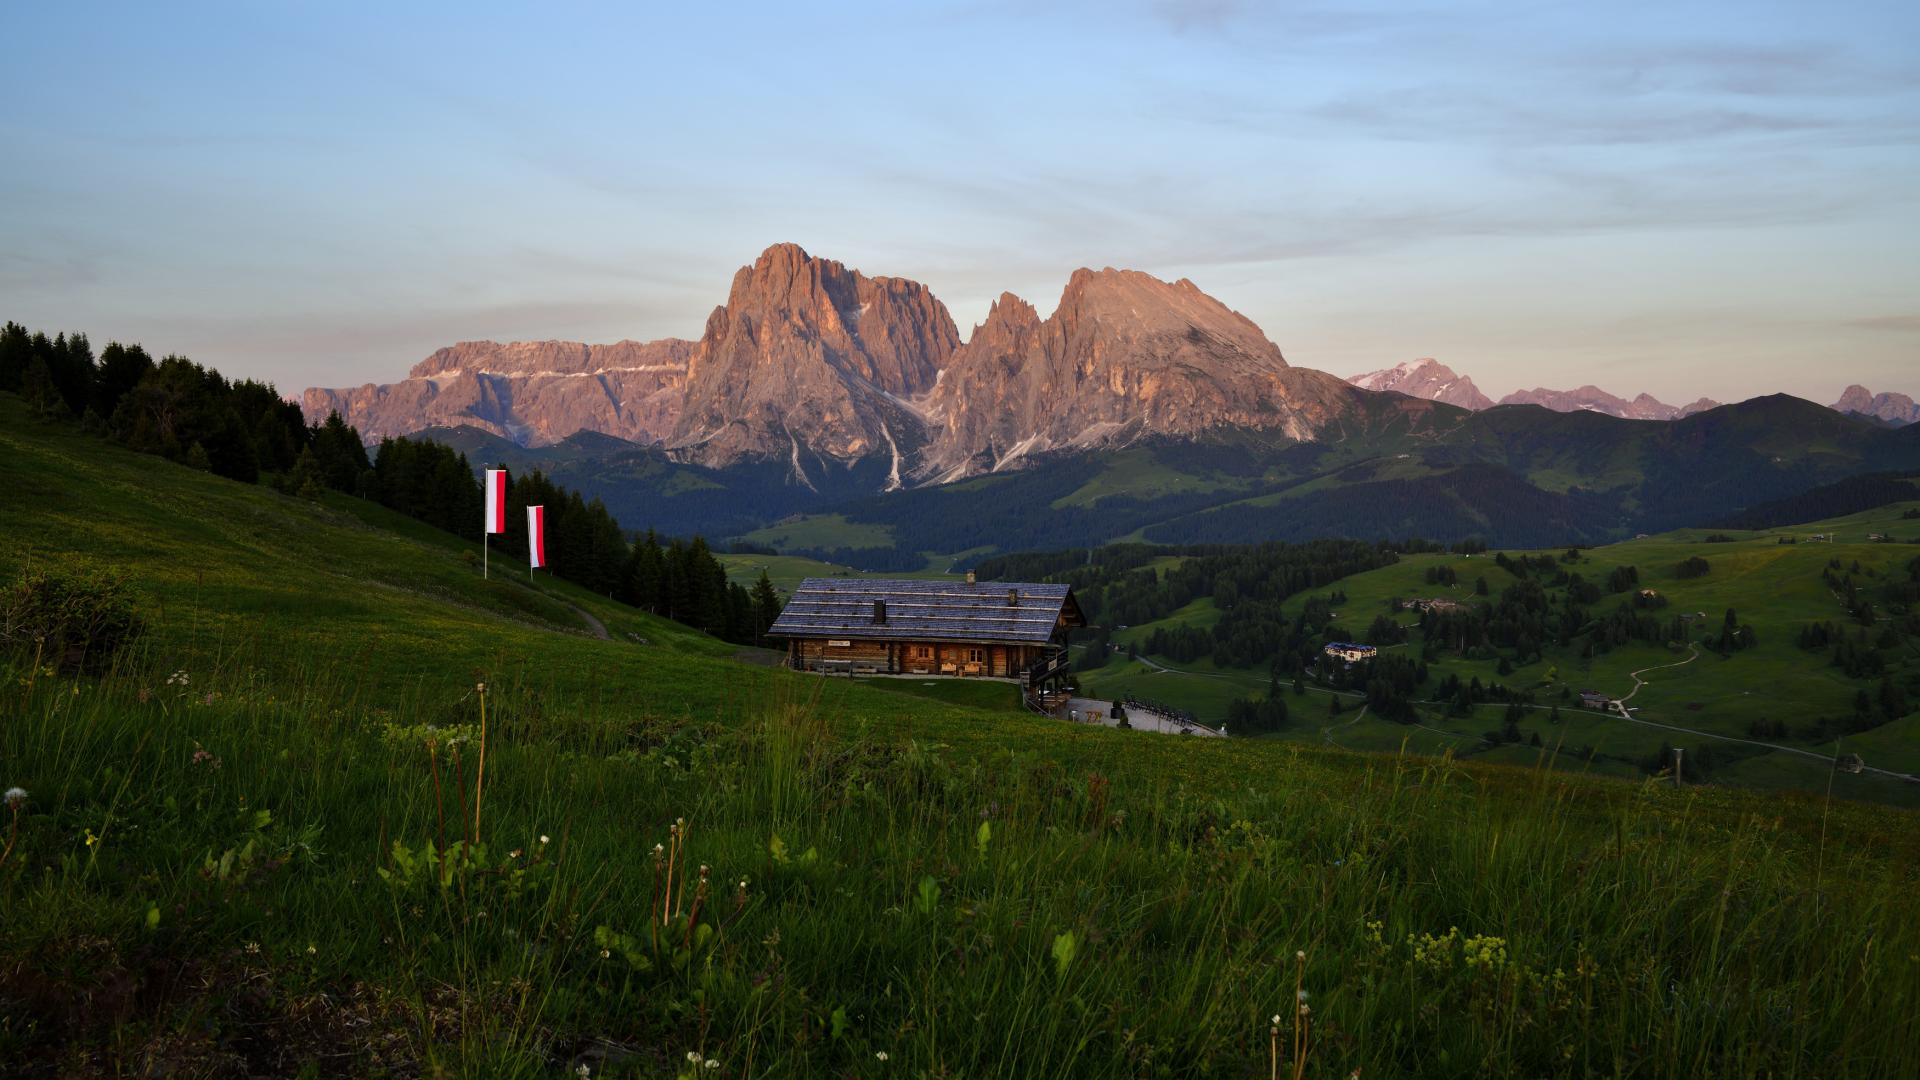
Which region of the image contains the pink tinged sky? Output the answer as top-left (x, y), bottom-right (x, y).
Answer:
top-left (1, 0), bottom-right (1915, 404)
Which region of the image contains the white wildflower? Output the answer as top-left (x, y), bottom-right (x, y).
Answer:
top-left (540, 834), bottom-right (550, 844)
top-left (686, 1052), bottom-right (703, 1065)
top-left (1297, 989), bottom-right (1309, 1002)
top-left (4, 787), bottom-right (25, 808)
top-left (576, 1065), bottom-right (591, 1078)
top-left (876, 1051), bottom-right (890, 1062)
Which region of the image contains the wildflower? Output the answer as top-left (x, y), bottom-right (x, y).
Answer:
top-left (685, 1052), bottom-right (703, 1065)
top-left (540, 834), bottom-right (550, 845)
top-left (877, 1051), bottom-right (890, 1062)
top-left (137, 687), bottom-right (151, 703)
top-left (245, 941), bottom-right (260, 955)
top-left (1295, 949), bottom-right (1305, 960)
top-left (1271, 1014), bottom-right (1281, 1026)
top-left (202, 692), bottom-right (216, 706)
top-left (306, 944), bottom-right (317, 955)
top-left (4, 788), bottom-right (25, 809)
top-left (599, 948), bottom-right (610, 959)
top-left (577, 1065), bottom-right (591, 1078)
top-left (1297, 989), bottom-right (1309, 1002)
top-left (704, 1062), bottom-right (720, 1072)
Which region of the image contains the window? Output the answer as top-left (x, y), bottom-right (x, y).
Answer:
top-left (913, 645), bottom-right (933, 659)
top-left (968, 648), bottom-right (984, 663)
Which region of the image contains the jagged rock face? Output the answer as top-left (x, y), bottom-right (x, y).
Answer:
top-left (1346, 358), bottom-right (1494, 410)
top-left (1832, 384), bottom-right (1919, 425)
top-left (669, 243), bottom-right (959, 474)
top-left (1496, 385), bottom-right (1718, 421)
top-left (301, 338), bottom-right (692, 446)
top-left (921, 268), bottom-right (1349, 479)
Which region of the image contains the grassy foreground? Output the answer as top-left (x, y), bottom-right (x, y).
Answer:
top-left (4, 401), bottom-right (1920, 1077)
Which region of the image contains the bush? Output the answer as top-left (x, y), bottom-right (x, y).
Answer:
top-left (1, 561), bottom-right (145, 674)
top-left (1675, 555), bottom-right (1711, 579)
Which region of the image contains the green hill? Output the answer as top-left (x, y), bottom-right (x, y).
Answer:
top-left (4, 395), bottom-right (1919, 1076)
top-left (1055, 517), bottom-right (1920, 805)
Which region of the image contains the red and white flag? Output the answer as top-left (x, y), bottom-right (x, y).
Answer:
top-left (527, 505), bottom-right (546, 568)
top-left (484, 469), bottom-right (507, 534)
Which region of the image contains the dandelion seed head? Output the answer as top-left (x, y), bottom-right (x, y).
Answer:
top-left (4, 787), bottom-right (25, 808)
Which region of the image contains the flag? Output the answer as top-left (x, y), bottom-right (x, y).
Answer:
top-left (527, 505), bottom-right (546, 568)
top-left (484, 469), bottom-right (507, 534)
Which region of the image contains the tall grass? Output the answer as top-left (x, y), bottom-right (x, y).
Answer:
top-left (4, 634), bottom-right (1917, 1077)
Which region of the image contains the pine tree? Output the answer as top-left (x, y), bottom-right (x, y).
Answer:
top-left (750, 571), bottom-right (782, 641)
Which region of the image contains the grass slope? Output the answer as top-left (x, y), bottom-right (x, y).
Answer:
top-left (4, 398), bottom-right (1919, 1077)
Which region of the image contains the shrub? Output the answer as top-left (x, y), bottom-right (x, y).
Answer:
top-left (0, 561), bottom-right (145, 674)
top-left (1675, 555), bottom-right (1711, 579)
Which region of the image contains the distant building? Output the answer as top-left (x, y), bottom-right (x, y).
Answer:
top-left (1400, 597), bottom-right (1465, 614)
top-left (1578, 690), bottom-right (1611, 710)
top-left (1324, 642), bottom-right (1379, 664)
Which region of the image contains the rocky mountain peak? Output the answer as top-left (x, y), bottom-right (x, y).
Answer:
top-left (670, 244), bottom-right (959, 471)
top-left (1345, 358), bottom-right (1493, 410)
top-left (917, 266), bottom-right (1339, 482)
top-left (1832, 384), bottom-right (1920, 425)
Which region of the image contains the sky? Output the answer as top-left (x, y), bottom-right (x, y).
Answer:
top-left (3, 1), bottom-right (1916, 405)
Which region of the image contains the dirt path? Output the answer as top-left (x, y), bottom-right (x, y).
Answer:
top-left (568, 603), bottom-right (609, 640)
top-left (1617, 645), bottom-right (1699, 706)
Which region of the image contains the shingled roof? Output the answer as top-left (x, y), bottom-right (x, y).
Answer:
top-left (767, 578), bottom-right (1083, 645)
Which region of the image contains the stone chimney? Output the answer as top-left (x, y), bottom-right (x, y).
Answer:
top-left (872, 599), bottom-right (887, 625)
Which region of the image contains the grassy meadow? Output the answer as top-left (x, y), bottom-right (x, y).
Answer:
top-left (5, 398), bottom-right (1920, 1076)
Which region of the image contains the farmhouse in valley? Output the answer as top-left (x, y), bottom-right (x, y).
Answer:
top-left (1578, 690), bottom-right (1612, 710)
top-left (767, 577), bottom-right (1085, 693)
top-left (1323, 641), bottom-right (1379, 664)
top-left (1399, 597), bottom-right (1466, 614)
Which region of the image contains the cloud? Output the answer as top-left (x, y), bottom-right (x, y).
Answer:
top-left (1847, 314), bottom-right (1920, 333)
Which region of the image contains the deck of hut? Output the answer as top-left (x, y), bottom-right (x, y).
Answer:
top-left (766, 577), bottom-right (1084, 702)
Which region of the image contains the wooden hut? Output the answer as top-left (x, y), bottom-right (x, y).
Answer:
top-left (768, 578), bottom-right (1084, 691)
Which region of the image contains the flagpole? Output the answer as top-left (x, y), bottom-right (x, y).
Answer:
top-left (484, 532), bottom-right (489, 580)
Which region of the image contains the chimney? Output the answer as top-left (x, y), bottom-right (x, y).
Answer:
top-left (872, 599), bottom-right (887, 625)
top-left (1007, 589), bottom-right (1019, 607)
top-left (965, 570), bottom-right (976, 585)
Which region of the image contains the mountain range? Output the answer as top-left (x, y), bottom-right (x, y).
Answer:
top-left (1344, 358), bottom-right (1721, 420)
top-left (303, 244), bottom-right (1920, 558)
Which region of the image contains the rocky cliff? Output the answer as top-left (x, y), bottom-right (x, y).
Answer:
top-left (668, 243), bottom-right (959, 481)
top-left (300, 338), bottom-right (693, 446)
top-left (920, 268), bottom-right (1355, 480)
